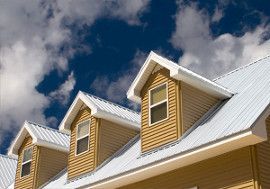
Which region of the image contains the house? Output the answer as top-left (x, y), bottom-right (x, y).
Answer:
top-left (1, 51), bottom-right (270, 189)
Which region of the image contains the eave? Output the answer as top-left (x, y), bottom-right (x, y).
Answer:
top-left (127, 51), bottom-right (233, 103)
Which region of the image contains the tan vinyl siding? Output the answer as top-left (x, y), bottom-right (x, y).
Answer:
top-left (256, 116), bottom-right (270, 188)
top-left (14, 136), bottom-right (38, 189)
top-left (181, 82), bottom-right (219, 132)
top-left (36, 147), bottom-right (68, 188)
top-left (140, 68), bottom-right (179, 152)
top-left (67, 108), bottom-right (98, 179)
top-left (97, 120), bottom-right (138, 165)
top-left (119, 147), bottom-right (255, 189)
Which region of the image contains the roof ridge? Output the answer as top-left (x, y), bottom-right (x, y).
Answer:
top-left (26, 120), bottom-right (69, 136)
top-left (0, 154), bottom-right (17, 161)
top-left (213, 55), bottom-right (270, 81)
top-left (82, 91), bottom-right (140, 114)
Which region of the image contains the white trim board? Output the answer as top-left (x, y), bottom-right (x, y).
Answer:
top-left (127, 51), bottom-right (233, 103)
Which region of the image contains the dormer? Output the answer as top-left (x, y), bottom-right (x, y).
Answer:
top-left (127, 51), bottom-right (233, 152)
top-left (59, 92), bottom-right (140, 179)
top-left (8, 121), bottom-right (69, 189)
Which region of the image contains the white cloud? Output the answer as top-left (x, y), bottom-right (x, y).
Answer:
top-left (91, 50), bottom-right (147, 109)
top-left (0, 0), bottom-right (150, 148)
top-left (171, 2), bottom-right (270, 79)
top-left (49, 72), bottom-right (76, 105)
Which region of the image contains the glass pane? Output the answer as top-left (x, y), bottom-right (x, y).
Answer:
top-left (77, 120), bottom-right (90, 138)
top-left (76, 136), bottom-right (89, 155)
top-left (23, 148), bottom-right (32, 163)
top-left (150, 84), bottom-right (166, 105)
top-left (151, 102), bottom-right (167, 124)
top-left (21, 162), bottom-right (31, 177)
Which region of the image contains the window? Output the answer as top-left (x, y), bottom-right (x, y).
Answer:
top-left (21, 147), bottom-right (32, 177)
top-left (149, 83), bottom-right (168, 125)
top-left (76, 120), bottom-right (90, 155)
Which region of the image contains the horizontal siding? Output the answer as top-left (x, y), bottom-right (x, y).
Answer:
top-left (67, 108), bottom-right (97, 179)
top-left (256, 116), bottom-right (270, 188)
top-left (182, 82), bottom-right (218, 133)
top-left (119, 147), bottom-right (255, 189)
top-left (36, 147), bottom-right (68, 188)
top-left (141, 68), bottom-right (179, 152)
top-left (98, 120), bottom-right (138, 165)
top-left (14, 136), bottom-right (38, 189)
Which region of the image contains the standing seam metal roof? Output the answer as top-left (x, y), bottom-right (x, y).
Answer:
top-left (0, 155), bottom-right (17, 189)
top-left (42, 56), bottom-right (270, 189)
top-left (83, 92), bottom-right (141, 124)
top-left (26, 121), bottom-right (70, 149)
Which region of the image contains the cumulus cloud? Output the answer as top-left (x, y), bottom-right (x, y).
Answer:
top-left (0, 0), bottom-right (150, 147)
top-left (91, 50), bottom-right (147, 109)
top-left (171, 2), bottom-right (270, 79)
top-left (49, 72), bottom-right (76, 105)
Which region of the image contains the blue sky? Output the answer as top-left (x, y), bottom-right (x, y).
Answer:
top-left (0, 0), bottom-right (270, 154)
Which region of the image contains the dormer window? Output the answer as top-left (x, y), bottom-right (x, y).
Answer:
top-left (149, 83), bottom-right (168, 125)
top-left (76, 120), bottom-right (90, 155)
top-left (21, 147), bottom-right (32, 177)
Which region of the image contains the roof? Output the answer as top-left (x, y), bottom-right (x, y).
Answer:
top-left (0, 155), bottom-right (17, 189)
top-left (59, 91), bottom-right (141, 133)
top-left (8, 121), bottom-right (70, 156)
top-left (41, 55), bottom-right (270, 188)
top-left (127, 51), bottom-right (233, 103)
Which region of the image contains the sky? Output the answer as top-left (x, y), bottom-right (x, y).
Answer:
top-left (0, 0), bottom-right (270, 154)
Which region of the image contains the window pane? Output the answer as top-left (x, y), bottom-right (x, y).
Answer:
top-left (150, 84), bottom-right (166, 105)
top-left (21, 162), bottom-right (31, 177)
top-left (23, 148), bottom-right (32, 163)
top-left (76, 136), bottom-right (89, 155)
top-left (151, 102), bottom-right (167, 124)
top-left (77, 120), bottom-right (90, 138)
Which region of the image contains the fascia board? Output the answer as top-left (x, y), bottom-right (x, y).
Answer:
top-left (127, 51), bottom-right (233, 103)
top-left (93, 111), bottom-right (140, 131)
top-left (59, 91), bottom-right (98, 132)
top-left (85, 128), bottom-right (266, 189)
top-left (7, 121), bottom-right (30, 156)
top-left (34, 139), bottom-right (69, 153)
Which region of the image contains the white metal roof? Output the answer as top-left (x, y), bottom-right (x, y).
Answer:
top-left (0, 155), bottom-right (17, 189)
top-left (8, 121), bottom-right (70, 156)
top-left (41, 56), bottom-right (270, 188)
top-left (59, 91), bottom-right (141, 133)
top-left (127, 51), bottom-right (233, 103)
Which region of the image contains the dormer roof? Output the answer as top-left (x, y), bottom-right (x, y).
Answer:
top-left (42, 55), bottom-right (270, 189)
top-left (127, 51), bottom-right (233, 103)
top-left (8, 121), bottom-right (70, 156)
top-left (59, 91), bottom-right (141, 133)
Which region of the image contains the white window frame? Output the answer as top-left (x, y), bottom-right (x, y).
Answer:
top-left (148, 82), bottom-right (169, 126)
top-left (20, 146), bottom-right (33, 178)
top-left (75, 119), bottom-right (90, 156)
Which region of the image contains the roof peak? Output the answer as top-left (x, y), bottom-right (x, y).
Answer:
top-left (213, 55), bottom-right (270, 81)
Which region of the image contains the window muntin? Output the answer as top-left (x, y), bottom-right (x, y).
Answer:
top-left (149, 83), bottom-right (168, 125)
top-left (21, 147), bottom-right (32, 177)
top-left (76, 120), bottom-right (90, 155)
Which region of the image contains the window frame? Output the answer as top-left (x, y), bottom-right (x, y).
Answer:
top-left (20, 146), bottom-right (33, 178)
top-left (148, 82), bottom-right (169, 126)
top-left (75, 119), bottom-right (90, 156)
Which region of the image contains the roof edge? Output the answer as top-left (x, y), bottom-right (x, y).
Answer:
top-left (84, 128), bottom-right (266, 189)
top-left (127, 51), bottom-right (233, 103)
top-left (59, 91), bottom-right (140, 133)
